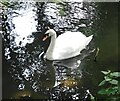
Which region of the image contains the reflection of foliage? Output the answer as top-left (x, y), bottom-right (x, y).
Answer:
top-left (43, 2), bottom-right (98, 37)
top-left (0, 0), bottom-right (22, 9)
top-left (98, 70), bottom-right (120, 101)
top-left (51, 0), bottom-right (64, 3)
top-left (58, 4), bottom-right (65, 16)
top-left (61, 78), bottom-right (77, 88)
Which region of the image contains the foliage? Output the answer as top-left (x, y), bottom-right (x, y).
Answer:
top-left (0, 0), bottom-right (22, 9)
top-left (98, 70), bottom-right (120, 101)
top-left (51, 0), bottom-right (64, 3)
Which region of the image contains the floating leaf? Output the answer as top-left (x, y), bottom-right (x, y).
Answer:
top-left (109, 79), bottom-right (118, 85)
top-left (98, 80), bottom-right (106, 86)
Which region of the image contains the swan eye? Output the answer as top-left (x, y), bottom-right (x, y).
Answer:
top-left (45, 32), bottom-right (49, 36)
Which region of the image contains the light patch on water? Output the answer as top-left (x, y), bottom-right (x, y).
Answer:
top-left (22, 68), bottom-right (31, 81)
top-left (72, 93), bottom-right (79, 100)
top-left (32, 82), bottom-right (40, 92)
top-left (18, 84), bottom-right (25, 90)
top-left (12, 6), bottom-right (37, 46)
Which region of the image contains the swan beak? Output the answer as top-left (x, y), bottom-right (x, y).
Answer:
top-left (43, 34), bottom-right (48, 41)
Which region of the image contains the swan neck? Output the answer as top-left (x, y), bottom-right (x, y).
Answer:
top-left (46, 34), bottom-right (56, 60)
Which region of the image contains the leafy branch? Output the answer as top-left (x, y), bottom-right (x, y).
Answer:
top-left (98, 70), bottom-right (120, 101)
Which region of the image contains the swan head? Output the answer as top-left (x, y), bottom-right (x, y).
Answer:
top-left (43, 29), bottom-right (56, 41)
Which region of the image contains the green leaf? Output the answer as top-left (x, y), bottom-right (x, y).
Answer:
top-left (98, 80), bottom-right (106, 86)
top-left (110, 72), bottom-right (120, 77)
top-left (98, 89), bottom-right (108, 95)
top-left (118, 82), bottom-right (120, 93)
top-left (98, 87), bottom-right (118, 96)
top-left (107, 87), bottom-right (117, 95)
top-left (112, 86), bottom-right (119, 94)
top-left (104, 76), bottom-right (112, 81)
top-left (101, 70), bottom-right (111, 75)
top-left (112, 86), bottom-right (118, 90)
top-left (109, 79), bottom-right (118, 85)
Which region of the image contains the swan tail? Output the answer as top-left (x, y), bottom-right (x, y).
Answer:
top-left (85, 35), bottom-right (93, 46)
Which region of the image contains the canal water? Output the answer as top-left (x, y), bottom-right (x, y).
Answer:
top-left (1, 2), bottom-right (118, 100)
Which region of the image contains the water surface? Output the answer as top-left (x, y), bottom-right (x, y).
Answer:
top-left (2, 2), bottom-right (118, 100)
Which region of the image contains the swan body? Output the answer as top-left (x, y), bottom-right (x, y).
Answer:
top-left (43, 29), bottom-right (93, 60)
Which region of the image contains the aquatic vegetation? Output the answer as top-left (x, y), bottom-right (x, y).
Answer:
top-left (98, 70), bottom-right (120, 101)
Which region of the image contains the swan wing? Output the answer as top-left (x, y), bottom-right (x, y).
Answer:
top-left (53, 31), bottom-right (93, 60)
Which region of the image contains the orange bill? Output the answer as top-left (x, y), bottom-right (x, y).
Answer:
top-left (43, 35), bottom-right (48, 41)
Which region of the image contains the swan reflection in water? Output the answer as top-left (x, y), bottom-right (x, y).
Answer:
top-left (42, 47), bottom-right (95, 100)
top-left (42, 45), bottom-right (95, 88)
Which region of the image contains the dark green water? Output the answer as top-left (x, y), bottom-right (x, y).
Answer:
top-left (94, 3), bottom-right (118, 69)
top-left (1, 2), bottom-right (118, 100)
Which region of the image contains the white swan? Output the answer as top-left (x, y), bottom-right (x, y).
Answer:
top-left (43, 29), bottom-right (93, 60)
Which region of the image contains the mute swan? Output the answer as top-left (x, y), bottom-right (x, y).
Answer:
top-left (43, 29), bottom-right (93, 60)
